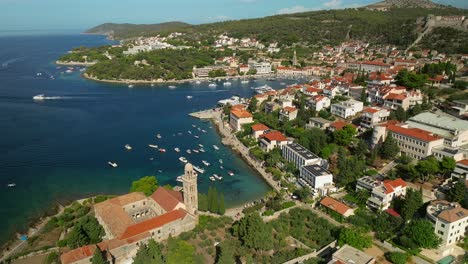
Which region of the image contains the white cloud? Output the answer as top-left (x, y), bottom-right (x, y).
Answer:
top-left (323, 0), bottom-right (342, 8)
top-left (277, 5), bottom-right (314, 15)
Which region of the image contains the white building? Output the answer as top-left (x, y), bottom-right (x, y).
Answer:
top-left (248, 61), bottom-right (272, 75)
top-left (307, 96), bottom-right (331, 112)
top-left (329, 244), bottom-right (375, 264)
top-left (451, 159), bottom-right (468, 181)
top-left (365, 178), bottom-right (407, 210)
top-left (251, 123), bottom-right (269, 139)
top-left (426, 200), bottom-right (468, 248)
top-left (299, 164), bottom-right (334, 197)
top-left (360, 107), bottom-right (390, 129)
top-left (229, 109), bottom-right (253, 132)
top-left (259, 131), bottom-right (289, 152)
top-left (279, 106), bottom-right (298, 122)
top-left (306, 117), bottom-right (333, 130)
top-left (282, 143), bottom-right (322, 169)
top-left (331, 99), bottom-right (364, 119)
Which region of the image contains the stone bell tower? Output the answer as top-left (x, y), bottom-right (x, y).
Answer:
top-left (182, 163), bottom-right (198, 216)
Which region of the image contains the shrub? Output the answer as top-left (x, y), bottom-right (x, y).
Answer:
top-left (385, 252), bottom-right (409, 264)
top-left (263, 210), bottom-right (274, 216)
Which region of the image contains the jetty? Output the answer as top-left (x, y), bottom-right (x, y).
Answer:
top-left (189, 108), bottom-right (220, 119)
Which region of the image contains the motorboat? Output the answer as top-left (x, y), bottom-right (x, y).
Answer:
top-left (168, 85), bottom-right (177, 89)
top-left (208, 83), bottom-right (217, 88)
top-left (186, 149), bottom-right (192, 154)
top-left (179, 157), bottom-right (188, 163)
top-left (209, 176), bottom-right (216, 181)
top-left (213, 145), bottom-right (220, 150)
top-left (156, 134), bottom-right (162, 139)
top-left (125, 144), bottom-right (132, 150)
top-left (174, 147), bottom-right (180, 152)
top-left (202, 160), bottom-right (210, 166)
top-left (186, 95), bottom-right (193, 99)
top-left (159, 148), bottom-right (166, 153)
top-left (220, 166), bottom-right (224, 169)
top-left (194, 135), bottom-right (199, 139)
top-left (149, 144), bottom-right (158, 149)
top-left (33, 94), bottom-right (45, 100)
top-left (213, 174), bottom-right (223, 180)
top-left (219, 159), bottom-right (223, 164)
top-left (192, 124), bottom-right (196, 128)
top-left (195, 80), bottom-right (201, 84)
top-left (176, 176), bottom-right (183, 182)
top-left (223, 82), bottom-right (231, 86)
top-left (192, 149), bottom-right (199, 153)
top-left (108, 162), bottom-right (118, 168)
top-left (7, 183), bottom-right (16, 187)
top-left (199, 148), bottom-right (205, 153)
top-left (201, 129), bottom-right (207, 133)
top-left (188, 131), bottom-right (192, 134)
top-left (198, 144), bottom-right (204, 148)
top-left (241, 80), bottom-right (249, 84)
top-left (193, 166), bottom-right (205, 174)
top-left (128, 84), bottom-right (134, 88)
top-left (228, 171), bottom-right (235, 176)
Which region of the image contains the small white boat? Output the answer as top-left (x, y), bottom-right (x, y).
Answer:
top-left (202, 129), bottom-right (207, 133)
top-left (108, 162), bottom-right (118, 168)
top-left (128, 84), bottom-right (134, 88)
top-left (223, 82), bottom-right (232, 86)
top-left (197, 127), bottom-right (201, 131)
top-left (198, 144), bottom-right (204, 148)
top-left (188, 131), bottom-right (192, 134)
top-left (168, 85), bottom-right (177, 89)
top-left (228, 171), bottom-right (234, 176)
top-left (174, 147), bottom-right (180, 152)
top-left (156, 134), bottom-right (162, 139)
top-left (36, 72), bottom-right (43, 76)
top-left (202, 160), bottom-right (210, 166)
top-left (7, 183), bottom-right (16, 187)
top-left (33, 94), bottom-right (45, 100)
top-left (199, 148), bottom-right (205, 153)
top-left (192, 149), bottom-right (199, 153)
top-left (179, 157), bottom-right (188, 163)
top-left (208, 83), bottom-right (217, 88)
top-left (195, 80), bottom-right (201, 84)
top-left (241, 80), bottom-right (249, 84)
top-left (149, 144), bottom-right (158, 149)
top-left (213, 174), bottom-right (223, 180)
top-left (192, 124), bottom-right (196, 128)
top-left (220, 166), bottom-right (224, 169)
top-left (176, 176), bottom-right (183, 182)
top-left (125, 144), bottom-right (132, 150)
top-left (194, 135), bottom-right (199, 139)
top-left (149, 157), bottom-right (154, 161)
top-left (209, 176), bottom-right (216, 181)
top-left (159, 148), bottom-right (166, 153)
top-left (193, 166), bottom-right (205, 174)
top-left (213, 145), bottom-right (220, 150)
top-left (219, 159), bottom-right (223, 164)
top-left (186, 149), bottom-right (192, 154)
top-left (186, 95), bottom-right (193, 99)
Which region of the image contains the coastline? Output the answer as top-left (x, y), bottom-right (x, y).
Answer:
top-left (55, 60), bottom-right (96, 66)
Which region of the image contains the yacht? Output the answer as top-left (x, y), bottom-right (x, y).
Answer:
top-left (188, 131), bottom-right (192, 134)
top-left (156, 134), bottom-right (162, 139)
top-left (208, 83), bottom-right (217, 88)
top-left (179, 157), bottom-right (188, 163)
top-left (192, 124), bottom-right (197, 128)
top-left (199, 148), bottom-right (205, 153)
top-left (174, 147), bottom-right (180, 152)
top-left (186, 95), bottom-right (193, 99)
top-left (108, 162), bottom-right (118, 168)
top-left (213, 145), bottom-right (220, 150)
top-left (253, 85), bottom-right (274, 94)
top-left (159, 148), bottom-right (166, 153)
top-left (148, 144), bottom-right (158, 149)
top-left (223, 82), bottom-right (232, 86)
top-left (220, 166), bottom-right (224, 169)
top-left (201, 129), bottom-right (207, 133)
top-left (195, 80), bottom-right (201, 84)
top-left (128, 84), bottom-right (134, 88)
top-left (202, 160), bottom-right (210, 166)
top-left (228, 171), bottom-right (235, 176)
top-left (193, 166), bottom-right (205, 174)
top-left (33, 94), bottom-right (45, 100)
top-left (186, 149), bottom-right (191, 154)
top-left (7, 183), bottom-right (16, 187)
top-left (125, 144), bottom-right (132, 150)
top-left (241, 80), bottom-right (249, 84)
top-left (192, 149), bottom-right (199, 154)
top-left (168, 85), bottom-right (177, 89)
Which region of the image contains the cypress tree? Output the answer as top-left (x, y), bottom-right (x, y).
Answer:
top-left (211, 188), bottom-right (219, 213)
top-left (218, 193), bottom-right (225, 215)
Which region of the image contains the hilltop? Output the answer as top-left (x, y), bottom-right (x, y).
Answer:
top-left (367, 0), bottom-right (445, 9)
top-left (85, 22), bottom-right (191, 39)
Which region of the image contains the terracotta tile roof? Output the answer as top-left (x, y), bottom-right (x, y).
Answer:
top-left (231, 109), bottom-right (253, 119)
top-left (387, 124), bottom-right (441, 142)
top-left (386, 208), bottom-right (401, 218)
top-left (306, 87), bottom-right (323, 93)
top-left (438, 207), bottom-right (468, 223)
top-left (387, 178), bottom-right (407, 188)
top-left (60, 245), bottom-right (97, 264)
top-left (362, 61), bottom-right (391, 67)
top-left (330, 121), bottom-right (356, 131)
top-left (260, 131), bottom-right (288, 142)
top-left (456, 159), bottom-right (468, 166)
top-left (231, 104), bottom-right (245, 110)
top-left (251, 123), bottom-right (269, 131)
top-left (385, 93), bottom-right (407, 101)
top-left (320, 197), bottom-right (352, 216)
top-left (313, 95), bottom-right (327, 102)
top-left (119, 209), bottom-right (187, 239)
top-left (363, 107), bottom-right (380, 114)
top-left (150, 187), bottom-right (183, 212)
top-left (282, 106), bottom-right (297, 113)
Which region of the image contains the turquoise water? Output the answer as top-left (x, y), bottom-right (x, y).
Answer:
top-left (0, 34), bottom-right (305, 245)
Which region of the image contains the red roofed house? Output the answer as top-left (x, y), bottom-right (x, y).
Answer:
top-left (251, 123), bottom-right (270, 139)
top-left (230, 109), bottom-right (253, 131)
top-left (367, 178), bottom-right (407, 210)
top-left (360, 107), bottom-right (390, 128)
top-left (307, 95), bottom-right (331, 112)
top-left (360, 60), bottom-right (392, 73)
top-left (259, 131), bottom-right (289, 151)
top-left (61, 164), bottom-right (199, 264)
top-left (372, 122), bottom-right (444, 160)
top-left (328, 121), bottom-right (356, 132)
top-left (279, 106), bottom-right (298, 122)
top-left (320, 196), bottom-right (355, 218)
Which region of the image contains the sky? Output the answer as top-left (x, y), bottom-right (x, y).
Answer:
top-left (0, 0), bottom-right (466, 33)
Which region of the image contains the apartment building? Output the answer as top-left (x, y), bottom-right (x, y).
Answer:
top-left (366, 178), bottom-right (407, 210)
top-left (229, 109), bottom-right (253, 132)
top-left (307, 95), bottom-right (331, 112)
top-left (299, 164), bottom-right (334, 196)
top-left (360, 107), bottom-right (390, 129)
top-left (330, 99), bottom-right (364, 119)
top-left (282, 143), bottom-right (322, 169)
top-left (426, 200), bottom-right (468, 247)
top-left (259, 131), bottom-right (289, 151)
top-left (279, 106), bottom-right (298, 122)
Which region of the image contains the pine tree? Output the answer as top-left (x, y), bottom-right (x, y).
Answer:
top-left (91, 248), bottom-right (109, 264)
top-left (447, 179), bottom-right (466, 203)
top-left (218, 193), bottom-right (225, 215)
top-left (379, 132), bottom-right (400, 159)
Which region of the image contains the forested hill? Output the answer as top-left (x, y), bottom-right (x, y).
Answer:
top-left (86, 7), bottom-right (467, 47)
top-left (85, 22), bottom-right (191, 39)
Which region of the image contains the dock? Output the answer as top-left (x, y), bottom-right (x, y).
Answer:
top-left (189, 108), bottom-right (220, 119)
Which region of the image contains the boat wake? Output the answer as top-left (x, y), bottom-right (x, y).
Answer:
top-left (33, 94), bottom-right (73, 100)
top-left (1, 57), bottom-right (25, 69)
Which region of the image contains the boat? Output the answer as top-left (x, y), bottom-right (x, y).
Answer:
top-left (220, 166), bottom-right (224, 169)
top-left (188, 131), bottom-right (192, 134)
top-left (149, 157), bottom-right (154, 161)
top-left (198, 144), bottom-right (204, 148)
top-left (7, 183), bottom-right (16, 187)
top-left (33, 94), bottom-right (45, 100)
top-left (208, 83), bottom-right (217, 88)
top-left (192, 124), bottom-right (196, 128)
top-left (186, 95), bottom-right (193, 99)
top-left (213, 145), bottom-right (220, 150)
top-left (195, 80), bottom-right (201, 84)
top-left (176, 176), bottom-right (183, 182)
top-left (219, 159), bottom-right (223, 164)
top-left (159, 148), bottom-right (166, 153)
top-left (209, 176), bottom-right (216, 181)
top-left (197, 127), bottom-right (201, 131)
top-left (174, 147), bottom-right (180, 152)
top-left (156, 134), bottom-right (162, 139)
top-left (201, 129), bottom-right (207, 133)
top-left (179, 157), bottom-right (188, 163)
top-left (253, 85), bottom-right (275, 94)
top-left (199, 148), bottom-right (205, 153)
top-left (125, 144), bottom-right (132, 150)
top-left (202, 160), bottom-right (210, 166)
top-left (108, 162), bottom-right (118, 168)
top-left (168, 85), bottom-right (177, 89)
top-left (213, 174), bottom-right (223, 180)
top-left (186, 149), bottom-right (192, 154)
top-left (223, 82), bottom-right (232, 86)
top-left (192, 149), bottom-right (199, 153)
top-left (241, 80), bottom-right (249, 84)
top-left (194, 135), bottom-right (199, 139)
top-left (149, 144), bottom-right (158, 149)
top-left (128, 84), bottom-right (134, 88)
top-left (193, 166), bottom-right (205, 174)
top-left (228, 171), bottom-right (234, 176)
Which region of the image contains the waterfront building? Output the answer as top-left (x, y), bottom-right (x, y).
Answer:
top-left (320, 197), bottom-right (355, 218)
top-left (61, 164), bottom-right (198, 264)
top-left (248, 60), bottom-right (272, 75)
top-left (251, 123), bottom-right (269, 139)
top-left (330, 99), bottom-right (363, 119)
top-left (306, 117), bottom-right (332, 130)
top-left (282, 142), bottom-right (322, 169)
top-left (229, 108), bottom-right (253, 132)
top-left (299, 164), bottom-right (335, 197)
top-left (366, 178), bottom-right (407, 210)
top-left (360, 107), bottom-right (390, 129)
top-left (426, 200), bottom-right (468, 249)
top-left (329, 244), bottom-right (376, 264)
top-left (259, 131), bottom-right (289, 152)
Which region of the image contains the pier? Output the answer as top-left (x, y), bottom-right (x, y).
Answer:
top-left (189, 108), bottom-right (220, 119)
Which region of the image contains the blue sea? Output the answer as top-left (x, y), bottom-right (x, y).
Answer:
top-left (0, 34), bottom-right (303, 245)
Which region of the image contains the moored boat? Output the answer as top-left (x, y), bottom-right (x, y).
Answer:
top-left (193, 165), bottom-right (205, 174)
top-left (108, 162), bottom-right (118, 168)
top-left (213, 145), bottom-right (220, 150)
top-left (179, 157), bottom-right (188, 163)
top-left (174, 147), bottom-right (180, 152)
top-left (202, 160), bottom-right (210, 166)
top-left (149, 144), bottom-right (158, 149)
top-left (228, 171), bottom-right (235, 176)
top-left (125, 144), bottom-right (132, 150)
top-left (159, 148), bottom-right (166, 153)
top-left (7, 183), bottom-right (16, 187)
